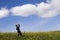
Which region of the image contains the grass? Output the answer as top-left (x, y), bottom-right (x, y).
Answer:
top-left (0, 32), bottom-right (60, 40)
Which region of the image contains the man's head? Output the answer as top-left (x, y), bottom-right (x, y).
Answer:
top-left (16, 25), bottom-right (18, 27)
top-left (16, 24), bottom-right (20, 27)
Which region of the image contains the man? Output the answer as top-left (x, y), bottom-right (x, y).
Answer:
top-left (16, 24), bottom-right (22, 37)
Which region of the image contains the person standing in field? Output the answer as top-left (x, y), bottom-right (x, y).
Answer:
top-left (16, 24), bottom-right (22, 37)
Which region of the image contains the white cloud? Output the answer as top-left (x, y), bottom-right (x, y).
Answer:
top-left (10, 4), bottom-right (37, 17)
top-left (10, 0), bottom-right (60, 18)
top-left (37, 0), bottom-right (60, 18)
top-left (0, 8), bottom-right (9, 18)
top-left (37, 2), bottom-right (53, 18)
top-left (0, 0), bottom-right (60, 18)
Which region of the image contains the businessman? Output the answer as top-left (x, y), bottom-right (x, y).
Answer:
top-left (16, 24), bottom-right (22, 37)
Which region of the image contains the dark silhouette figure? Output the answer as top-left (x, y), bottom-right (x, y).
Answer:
top-left (16, 24), bottom-right (22, 37)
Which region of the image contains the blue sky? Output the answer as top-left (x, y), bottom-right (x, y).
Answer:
top-left (0, 0), bottom-right (60, 32)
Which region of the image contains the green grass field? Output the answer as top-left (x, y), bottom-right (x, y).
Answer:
top-left (0, 32), bottom-right (60, 40)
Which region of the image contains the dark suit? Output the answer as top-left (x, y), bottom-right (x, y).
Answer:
top-left (16, 24), bottom-right (22, 37)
